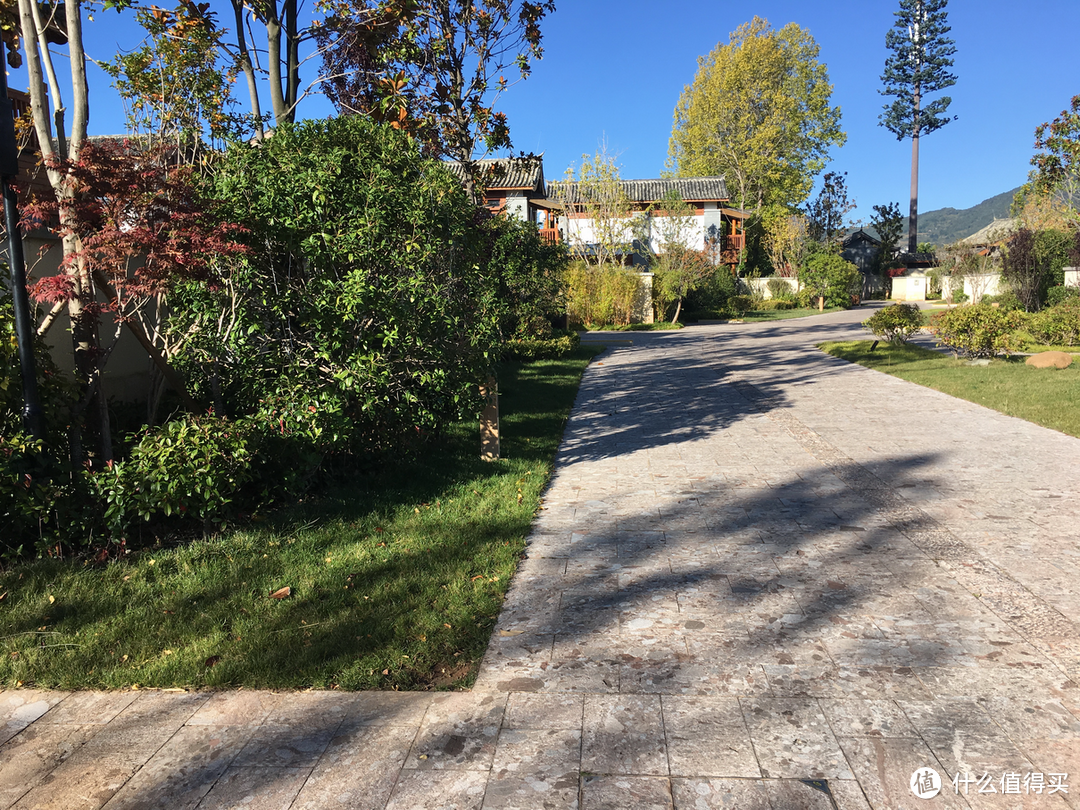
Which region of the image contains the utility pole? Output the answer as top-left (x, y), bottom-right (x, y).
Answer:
top-left (1, 41), bottom-right (45, 441)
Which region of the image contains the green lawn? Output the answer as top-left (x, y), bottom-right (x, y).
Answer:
top-left (739, 306), bottom-right (846, 322)
top-left (820, 340), bottom-right (1080, 438)
top-left (0, 348), bottom-right (600, 691)
top-left (581, 321), bottom-right (684, 331)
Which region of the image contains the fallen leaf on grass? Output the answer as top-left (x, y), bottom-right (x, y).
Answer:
top-left (48, 595), bottom-right (55, 604)
top-left (0, 591), bottom-right (6, 602)
top-left (471, 575), bottom-right (485, 581)
top-left (269, 586), bottom-right (292, 599)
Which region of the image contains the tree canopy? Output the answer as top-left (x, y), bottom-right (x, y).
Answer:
top-left (879, 0), bottom-right (957, 142)
top-left (667, 17), bottom-right (845, 212)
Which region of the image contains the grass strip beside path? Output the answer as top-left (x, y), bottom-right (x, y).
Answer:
top-left (820, 340), bottom-right (1080, 439)
top-left (735, 306), bottom-right (846, 323)
top-left (0, 348), bottom-right (601, 691)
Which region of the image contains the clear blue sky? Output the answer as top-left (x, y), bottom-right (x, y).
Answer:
top-left (12, 0), bottom-right (1080, 225)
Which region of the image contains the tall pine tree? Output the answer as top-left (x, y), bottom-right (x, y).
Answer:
top-left (880, 0), bottom-right (957, 252)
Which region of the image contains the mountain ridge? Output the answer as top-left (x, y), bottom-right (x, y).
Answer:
top-left (908, 187), bottom-right (1020, 248)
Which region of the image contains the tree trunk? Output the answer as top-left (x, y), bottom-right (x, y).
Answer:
top-left (284, 0), bottom-right (299, 119)
top-left (908, 84), bottom-right (921, 254)
top-left (232, 0), bottom-right (264, 140)
top-left (265, 1), bottom-right (287, 127)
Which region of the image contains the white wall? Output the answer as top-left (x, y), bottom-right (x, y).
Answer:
top-left (562, 209), bottom-right (710, 255)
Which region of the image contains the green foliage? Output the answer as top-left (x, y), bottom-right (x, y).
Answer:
top-left (1034, 228), bottom-right (1076, 288)
top-left (869, 202), bottom-right (904, 273)
top-left (181, 116), bottom-right (497, 454)
top-left (806, 172), bottom-right (856, 247)
top-left (931, 303), bottom-right (1024, 358)
top-left (728, 295), bottom-right (753, 316)
top-left (797, 252), bottom-right (861, 308)
top-left (102, 416), bottom-right (259, 533)
top-left (102, 1), bottom-right (239, 152)
top-left (0, 349), bottom-right (596, 690)
top-left (668, 16), bottom-right (845, 210)
top-left (862, 303), bottom-right (923, 343)
top-left (757, 299), bottom-right (796, 311)
top-left (560, 261), bottom-right (644, 326)
top-left (481, 213), bottom-right (568, 340)
top-left (684, 265), bottom-right (739, 316)
top-left (767, 278), bottom-right (795, 300)
top-left (879, 0), bottom-right (957, 141)
top-left (316, 0), bottom-right (555, 195)
top-left (501, 331), bottom-right (581, 361)
top-left (1046, 285), bottom-right (1080, 307)
top-left (981, 291), bottom-right (1024, 311)
top-left (653, 246), bottom-right (712, 322)
top-left (1003, 228), bottom-right (1051, 311)
top-left (1030, 95), bottom-right (1080, 211)
top-left (1028, 299), bottom-right (1080, 346)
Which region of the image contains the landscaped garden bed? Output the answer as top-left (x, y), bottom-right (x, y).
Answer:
top-left (0, 348), bottom-right (600, 692)
top-left (819, 340), bottom-right (1080, 438)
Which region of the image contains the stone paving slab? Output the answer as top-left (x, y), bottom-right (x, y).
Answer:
top-left (2, 306), bottom-right (1080, 808)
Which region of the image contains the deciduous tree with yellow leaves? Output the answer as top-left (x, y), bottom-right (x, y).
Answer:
top-left (667, 17), bottom-right (845, 213)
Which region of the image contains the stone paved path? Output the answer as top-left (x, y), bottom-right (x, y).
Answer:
top-left (3, 307), bottom-right (1080, 809)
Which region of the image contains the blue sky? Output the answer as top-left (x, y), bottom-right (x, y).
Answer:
top-left (12, 0), bottom-right (1080, 225)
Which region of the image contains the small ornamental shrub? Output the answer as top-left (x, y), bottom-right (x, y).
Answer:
top-left (766, 278), bottom-right (795, 300)
top-left (931, 304), bottom-right (1025, 358)
top-left (728, 295), bottom-right (753, 316)
top-left (981, 291), bottom-right (1025, 311)
top-left (862, 303), bottom-right (923, 344)
top-left (1046, 285), bottom-right (1080, 307)
top-left (758, 299), bottom-right (796, 310)
top-left (502, 331), bottom-right (581, 361)
top-left (102, 415), bottom-right (259, 534)
top-left (952, 290), bottom-right (969, 304)
top-left (1028, 298), bottom-right (1080, 346)
top-left (798, 252), bottom-right (861, 309)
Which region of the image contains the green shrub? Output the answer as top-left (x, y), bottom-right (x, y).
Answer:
top-left (0, 434), bottom-right (91, 558)
top-left (1028, 299), bottom-right (1080, 346)
top-left (561, 261), bottom-right (643, 326)
top-left (758, 299), bottom-right (796, 311)
top-left (797, 252), bottom-right (861, 309)
top-left (502, 331), bottom-right (581, 361)
top-left (685, 265), bottom-right (738, 315)
top-left (952, 290), bottom-right (969, 304)
top-left (766, 278), bottom-right (795, 301)
top-left (728, 295), bottom-right (753, 316)
top-left (1035, 229), bottom-right (1076, 289)
top-left (1046, 285), bottom-right (1080, 307)
top-left (931, 304), bottom-right (1025, 358)
top-left (102, 416), bottom-right (259, 534)
top-left (981, 291), bottom-right (1024, 311)
top-left (185, 116), bottom-right (501, 458)
top-left (862, 303), bottom-right (924, 344)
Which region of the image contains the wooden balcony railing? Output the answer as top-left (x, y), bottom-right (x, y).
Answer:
top-left (539, 227), bottom-right (560, 245)
top-left (726, 233), bottom-right (745, 252)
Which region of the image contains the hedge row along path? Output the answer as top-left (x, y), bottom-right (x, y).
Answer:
top-left (3, 303), bottom-right (1080, 809)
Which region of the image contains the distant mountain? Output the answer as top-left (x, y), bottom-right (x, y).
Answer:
top-left (908, 187), bottom-right (1021, 249)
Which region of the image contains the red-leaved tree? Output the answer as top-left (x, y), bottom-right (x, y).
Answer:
top-left (22, 140), bottom-right (247, 459)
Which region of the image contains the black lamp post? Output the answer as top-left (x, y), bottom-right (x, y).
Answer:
top-left (1, 41), bottom-right (45, 441)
